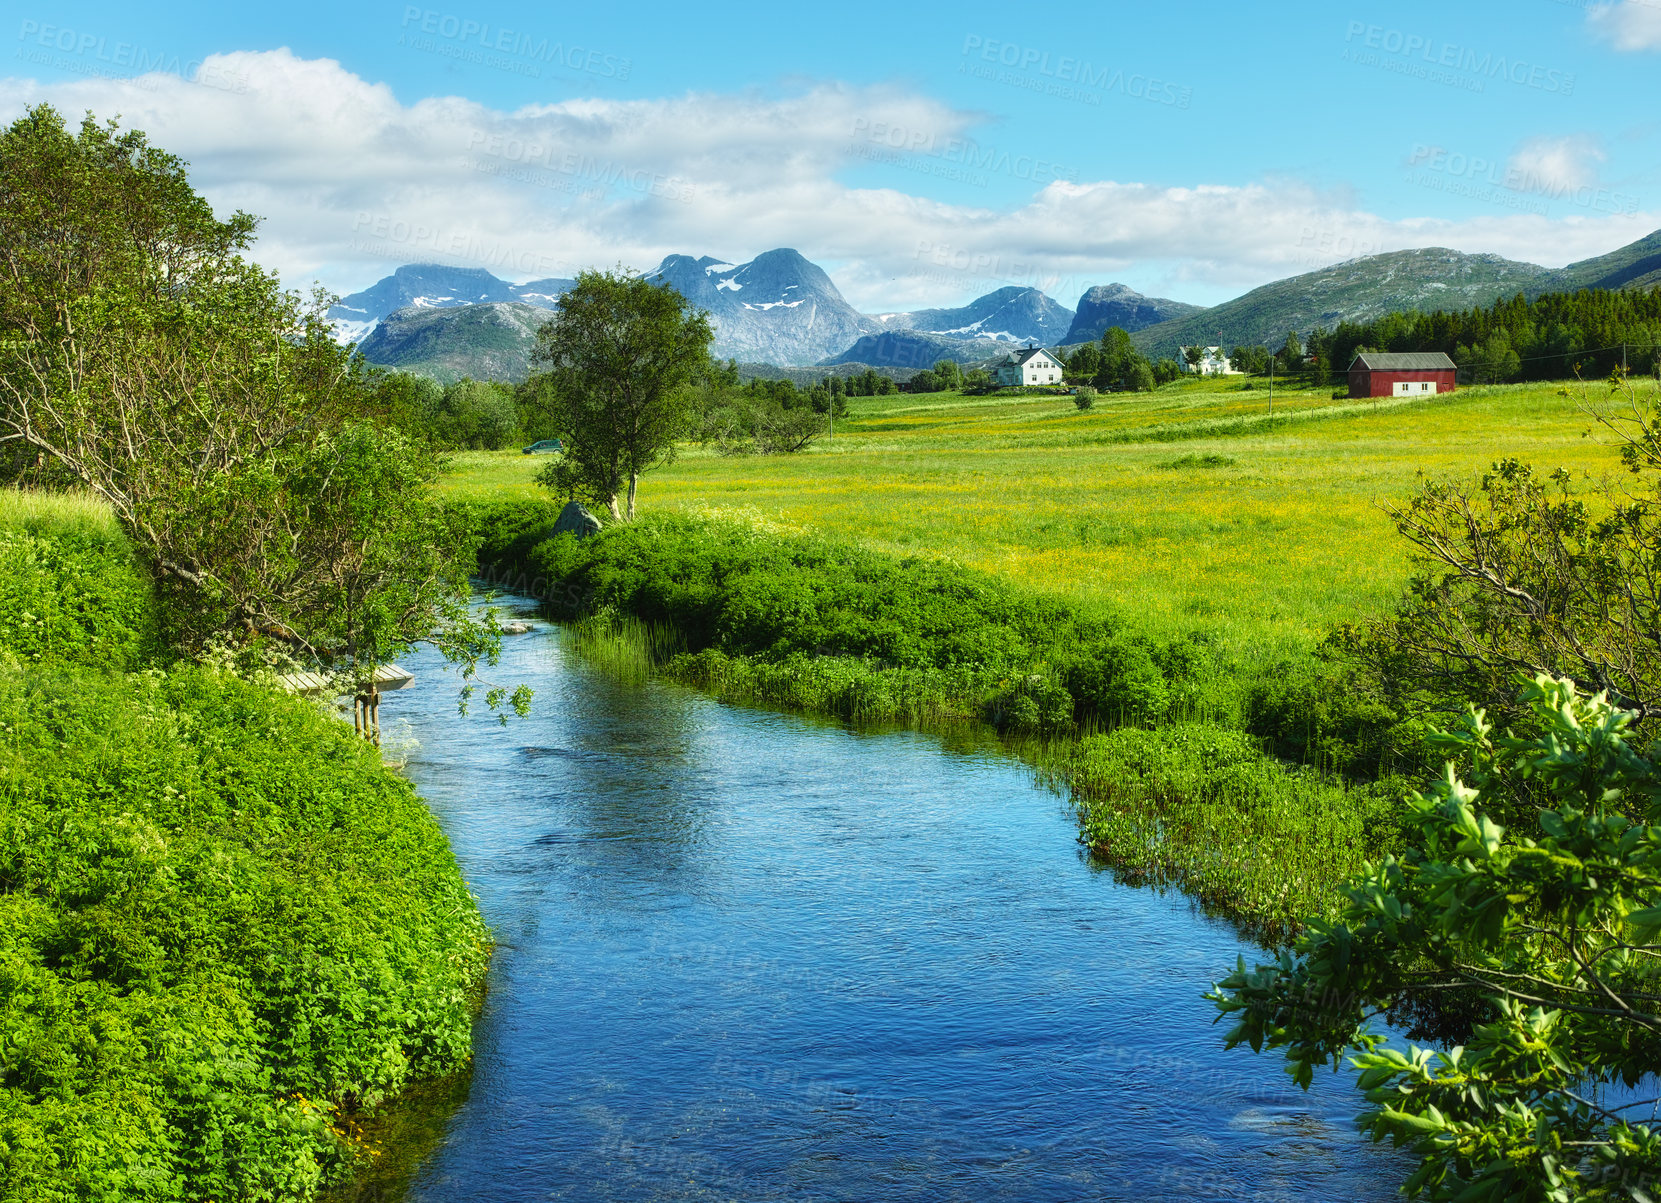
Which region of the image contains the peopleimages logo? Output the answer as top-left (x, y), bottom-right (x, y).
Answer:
top-left (1406, 145), bottom-right (1638, 215)
top-left (849, 118), bottom-right (1076, 187)
top-left (959, 35), bottom-right (1192, 108)
top-left (15, 19), bottom-right (249, 91)
top-left (398, 7), bottom-right (631, 80)
top-left (1342, 22), bottom-right (1575, 94)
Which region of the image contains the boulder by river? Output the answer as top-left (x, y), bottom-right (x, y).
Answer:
top-left (553, 501), bottom-right (602, 539)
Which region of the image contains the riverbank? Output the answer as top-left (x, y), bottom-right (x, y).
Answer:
top-left (0, 494), bottom-right (490, 1201)
top-left (463, 499), bottom-right (1411, 939)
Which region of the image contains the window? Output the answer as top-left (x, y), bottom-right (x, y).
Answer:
top-left (1421, 382), bottom-right (1429, 391)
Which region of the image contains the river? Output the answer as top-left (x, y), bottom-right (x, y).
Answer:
top-left (374, 606), bottom-right (1405, 1201)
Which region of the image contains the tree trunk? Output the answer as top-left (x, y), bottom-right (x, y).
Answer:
top-left (626, 473), bottom-right (638, 522)
top-left (606, 494), bottom-right (622, 523)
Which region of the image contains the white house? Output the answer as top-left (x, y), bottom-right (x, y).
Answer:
top-left (1177, 346), bottom-right (1240, 376)
top-left (995, 346), bottom-right (1064, 387)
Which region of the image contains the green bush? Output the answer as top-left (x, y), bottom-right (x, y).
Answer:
top-left (1062, 634), bottom-right (1171, 726)
top-left (435, 380), bottom-right (518, 450)
top-left (0, 509), bottom-right (490, 1199)
top-left (0, 662), bottom-right (489, 1201)
top-left (1242, 656), bottom-right (1426, 778)
top-left (985, 671), bottom-right (1075, 736)
top-left (521, 512), bottom-right (1098, 673)
top-left (455, 498), bottom-right (566, 575)
top-left (0, 524), bottom-right (159, 670)
top-left (1066, 723), bottom-right (1405, 938)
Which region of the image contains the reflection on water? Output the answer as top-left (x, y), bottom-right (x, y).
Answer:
top-left (373, 606), bottom-right (1405, 1201)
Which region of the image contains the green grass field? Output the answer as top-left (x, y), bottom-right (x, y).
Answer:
top-left (443, 376), bottom-right (1622, 668)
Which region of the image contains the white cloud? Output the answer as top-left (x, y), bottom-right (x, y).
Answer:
top-left (1506, 134), bottom-right (1607, 193)
top-left (1588, 0), bottom-right (1661, 51)
top-left (0, 49), bottom-right (1654, 311)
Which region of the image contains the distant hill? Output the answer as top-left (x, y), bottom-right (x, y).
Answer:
top-left (648, 248), bottom-right (879, 365)
top-left (822, 330), bottom-right (1012, 369)
top-left (1127, 247), bottom-right (1557, 359)
top-left (1553, 229), bottom-right (1661, 293)
top-left (1063, 284), bottom-right (1205, 343)
top-left (1124, 230), bottom-right (1661, 359)
top-left (876, 286), bottom-right (1074, 345)
top-left (356, 302), bottom-right (553, 383)
top-left (329, 263), bottom-right (572, 344)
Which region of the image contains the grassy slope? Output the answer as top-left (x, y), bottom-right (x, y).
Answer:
top-left (444, 376), bottom-right (1608, 669)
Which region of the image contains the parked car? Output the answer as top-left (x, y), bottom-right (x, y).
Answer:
top-left (522, 439), bottom-right (563, 454)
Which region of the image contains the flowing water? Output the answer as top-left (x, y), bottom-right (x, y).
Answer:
top-left (374, 608), bottom-right (1405, 1201)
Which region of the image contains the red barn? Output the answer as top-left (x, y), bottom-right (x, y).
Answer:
top-left (1348, 351), bottom-right (1458, 398)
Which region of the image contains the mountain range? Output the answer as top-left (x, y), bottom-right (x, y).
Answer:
top-left (335, 227), bottom-right (1661, 382)
top-left (328, 263), bottom-right (572, 344)
top-left (356, 302), bottom-right (554, 385)
top-left (645, 250), bottom-right (879, 364)
top-left (876, 285), bottom-right (1077, 345)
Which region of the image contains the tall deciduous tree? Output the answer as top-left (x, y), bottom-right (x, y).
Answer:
top-left (1066, 342), bottom-right (1100, 382)
top-left (527, 268), bottom-right (713, 521)
top-left (0, 105), bottom-right (512, 700)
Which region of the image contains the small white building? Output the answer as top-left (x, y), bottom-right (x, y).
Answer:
top-left (995, 346), bottom-right (1064, 387)
top-left (1177, 346), bottom-right (1240, 376)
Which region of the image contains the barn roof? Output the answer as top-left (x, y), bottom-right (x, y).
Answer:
top-left (1350, 351), bottom-right (1457, 371)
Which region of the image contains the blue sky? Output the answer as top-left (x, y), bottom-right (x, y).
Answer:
top-left (4, 0), bottom-right (1658, 309)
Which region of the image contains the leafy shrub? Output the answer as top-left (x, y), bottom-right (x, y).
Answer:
top-left (434, 380), bottom-right (518, 450)
top-left (986, 672), bottom-right (1075, 736)
top-left (0, 520), bottom-right (159, 670)
top-left (466, 505), bottom-right (1233, 738)
top-left (1073, 386), bottom-right (1097, 411)
top-left (455, 497), bottom-right (566, 574)
top-left (1243, 657), bottom-right (1424, 778)
top-left (520, 513), bottom-right (1101, 674)
top-left (0, 662), bottom-right (489, 1200)
top-left (1212, 678), bottom-right (1661, 1197)
top-left (1065, 723), bottom-right (1404, 937)
top-left (0, 510), bottom-right (489, 1199)
top-left (1062, 634), bottom-right (1171, 726)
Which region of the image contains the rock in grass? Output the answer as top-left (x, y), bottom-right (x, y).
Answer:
top-left (553, 501), bottom-right (602, 539)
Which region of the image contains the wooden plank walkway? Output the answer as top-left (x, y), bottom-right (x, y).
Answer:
top-left (277, 663), bottom-right (415, 695)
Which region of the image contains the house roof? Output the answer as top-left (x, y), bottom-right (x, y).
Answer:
top-left (1350, 351), bottom-right (1457, 371)
top-left (1009, 346), bottom-right (1056, 365)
